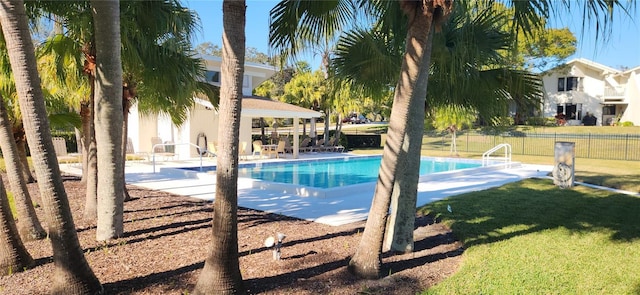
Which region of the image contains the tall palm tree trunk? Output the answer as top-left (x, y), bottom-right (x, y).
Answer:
top-left (91, 0), bottom-right (124, 241)
top-left (194, 1), bottom-right (246, 294)
top-left (383, 28), bottom-right (435, 252)
top-left (348, 0), bottom-right (446, 279)
top-left (0, 179), bottom-right (33, 275)
top-left (0, 96), bottom-right (46, 240)
top-left (0, 0), bottom-right (102, 292)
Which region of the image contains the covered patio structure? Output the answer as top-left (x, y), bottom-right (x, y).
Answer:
top-left (241, 95), bottom-right (322, 159)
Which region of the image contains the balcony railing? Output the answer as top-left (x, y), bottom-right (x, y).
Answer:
top-left (603, 86), bottom-right (625, 99)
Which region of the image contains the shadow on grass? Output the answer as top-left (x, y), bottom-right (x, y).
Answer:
top-left (576, 172), bottom-right (640, 193)
top-left (420, 178), bottom-right (640, 248)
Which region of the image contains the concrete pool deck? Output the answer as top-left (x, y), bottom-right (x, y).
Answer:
top-left (60, 153), bottom-right (553, 226)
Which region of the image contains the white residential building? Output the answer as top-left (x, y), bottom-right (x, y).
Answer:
top-left (542, 58), bottom-right (640, 126)
top-left (127, 54), bottom-right (321, 160)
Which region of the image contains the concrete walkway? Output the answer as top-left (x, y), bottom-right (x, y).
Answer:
top-left (60, 154), bottom-right (553, 226)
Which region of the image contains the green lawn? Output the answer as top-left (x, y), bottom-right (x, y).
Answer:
top-left (419, 179), bottom-right (640, 294)
top-left (352, 127), bottom-right (640, 293)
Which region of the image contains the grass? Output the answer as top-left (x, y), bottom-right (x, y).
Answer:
top-left (419, 178), bottom-right (640, 294)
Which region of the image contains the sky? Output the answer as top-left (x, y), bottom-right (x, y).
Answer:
top-left (185, 0), bottom-right (640, 71)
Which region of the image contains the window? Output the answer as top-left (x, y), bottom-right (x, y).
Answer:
top-left (205, 71), bottom-right (220, 83)
top-left (557, 76), bottom-right (579, 92)
top-left (566, 77), bottom-right (578, 91)
top-left (557, 77), bottom-right (565, 91)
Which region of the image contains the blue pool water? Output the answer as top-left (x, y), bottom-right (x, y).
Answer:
top-left (183, 156), bottom-right (481, 189)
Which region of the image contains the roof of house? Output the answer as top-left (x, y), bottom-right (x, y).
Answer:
top-left (195, 96), bottom-right (322, 119)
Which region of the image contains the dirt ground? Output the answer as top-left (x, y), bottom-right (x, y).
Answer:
top-left (0, 175), bottom-right (462, 294)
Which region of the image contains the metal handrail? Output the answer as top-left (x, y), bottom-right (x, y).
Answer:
top-left (482, 143), bottom-right (512, 167)
top-left (152, 142), bottom-right (205, 173)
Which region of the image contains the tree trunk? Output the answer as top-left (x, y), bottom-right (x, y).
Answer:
top-left (193, 1), bottom-right (246, 294)
top-left (0, 96), bottom-right (46, 241)
top-left (84, 90), bottom-right (98, 221)
top-left (0, 179), bottom-right (33, 275)
top-left (79, 101), bottom-right (90, 183)
top-left (0, 0), bottom-right (102, 292)
top-left (12, 125), bottom-right (35, 183)
top-left (91, 0), bottom-right (125, 241)
top-left (348, 2), bottom-right (439, 279)
top-left (384, 26), bottom-right (435, 253)
top-left (122, 84), bottom-right (134, 202)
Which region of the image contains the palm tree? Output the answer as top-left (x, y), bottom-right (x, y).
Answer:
top-left (194, 1), bottom-right (246, 293)
top-left (0, 0), bottom-right (102, 292)
top-left (0, 38), bottom-right (46, 241)
top-left (271, 0), bottom-right (630, 279)
top-left (90, 0), bottom-right (124, 241)
top-left (35, 0), bottom-right (212, 227)
top-left (334, 1), bottom-right (544, 254)
top-left (0, 177), bottom-right (33, 275)
top-left (0, 96), bottom-right (46, 241)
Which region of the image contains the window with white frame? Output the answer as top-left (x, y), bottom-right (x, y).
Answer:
top-left (557, 76), bottom-right (579, 92)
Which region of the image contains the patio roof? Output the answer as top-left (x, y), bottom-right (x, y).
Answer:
top-left (241, 96), bottom-right (321, 119)
top-left (195, 96), bottom-right (322, 119)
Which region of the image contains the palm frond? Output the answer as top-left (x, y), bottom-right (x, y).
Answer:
top-left (269, 0), bottom-right (357, 61)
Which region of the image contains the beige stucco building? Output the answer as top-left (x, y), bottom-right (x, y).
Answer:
top-left (127, 54), bottom-right (321, 159)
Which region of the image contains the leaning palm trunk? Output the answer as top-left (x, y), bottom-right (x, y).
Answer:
top-left (194, 1), bottom-right (246, 294)
top-left (383, 31), bottom-right (435, 252)
top-left (91, 0), bottom-right (125, 241)
top-left (0, 179), bottom-right (33, 275)
top-left (12, 125), bottom-right (35, 183)
top-left (348, 0), bottom-right (449, 279)
top-left (0, 96), bottom-right (46, 240)
top-left (0, 0), bottom-right (102, 292)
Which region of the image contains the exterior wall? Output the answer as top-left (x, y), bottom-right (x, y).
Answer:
top-left (127, 54), bottom-right (276, 158)
top-left (188, 104), bottom-right (219, 158)
top-left (620, 71), bottom-right (640, 125)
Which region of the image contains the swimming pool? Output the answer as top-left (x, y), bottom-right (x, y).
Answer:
top-left (177, 155), bottom-right (509, 197)
top-left (237, 156), bottom-right (481, 189)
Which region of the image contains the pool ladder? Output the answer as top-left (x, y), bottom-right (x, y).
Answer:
top-left (482, 143), bottom-right (512, 167)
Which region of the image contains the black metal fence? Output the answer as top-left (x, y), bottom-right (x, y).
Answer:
top-left (423, 131), bottom-right (640, 161)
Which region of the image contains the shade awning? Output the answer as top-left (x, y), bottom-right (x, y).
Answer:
top-left (241, 96), bottom-right (322, 119)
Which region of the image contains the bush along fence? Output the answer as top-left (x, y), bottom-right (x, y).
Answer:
top-left (423, 131), bottom-right (640, 161)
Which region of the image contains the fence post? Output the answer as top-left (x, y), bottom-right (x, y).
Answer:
top-left (625, 133), bottom-right (629, 161)
top-left (587, 133), bottom-right (591, 158)
top-left (522, 135), bottom-right (525, 155)
top-left (466, 132), bottom-right (469, 152)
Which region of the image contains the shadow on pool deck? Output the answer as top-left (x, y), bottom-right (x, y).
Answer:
top-left (60, 154), bottom-right (553, 226)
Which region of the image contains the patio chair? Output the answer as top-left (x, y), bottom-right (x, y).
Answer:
top-left (265, 140), bottom-right (286, 159)
top-left (239, 141), bottom-right (249, 160)
top-left (206, 142), bottom-right (217, 158)
top-left (150, 137), bottom-right (175, 161)
top-left (282, 137), bottom-right (293, 154)
top-left (52, 137), bottom-right (81, 164)
top-left (312, 138), bottom-right (326, 152)
top-left (299, 137), bottom-right (312, 153)
top-left (252, 140), bottom-right (264, 159)
top-left (325, 137), bottom-right (345, 153)
top-left (126, 137), bottom-right (149, 161)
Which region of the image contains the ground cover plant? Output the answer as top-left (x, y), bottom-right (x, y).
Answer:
top-left (419, 178), bottom-right (640, 294)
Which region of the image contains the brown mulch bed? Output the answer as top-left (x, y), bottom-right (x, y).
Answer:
top-left (0, 175), bottom-right (463, 294)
